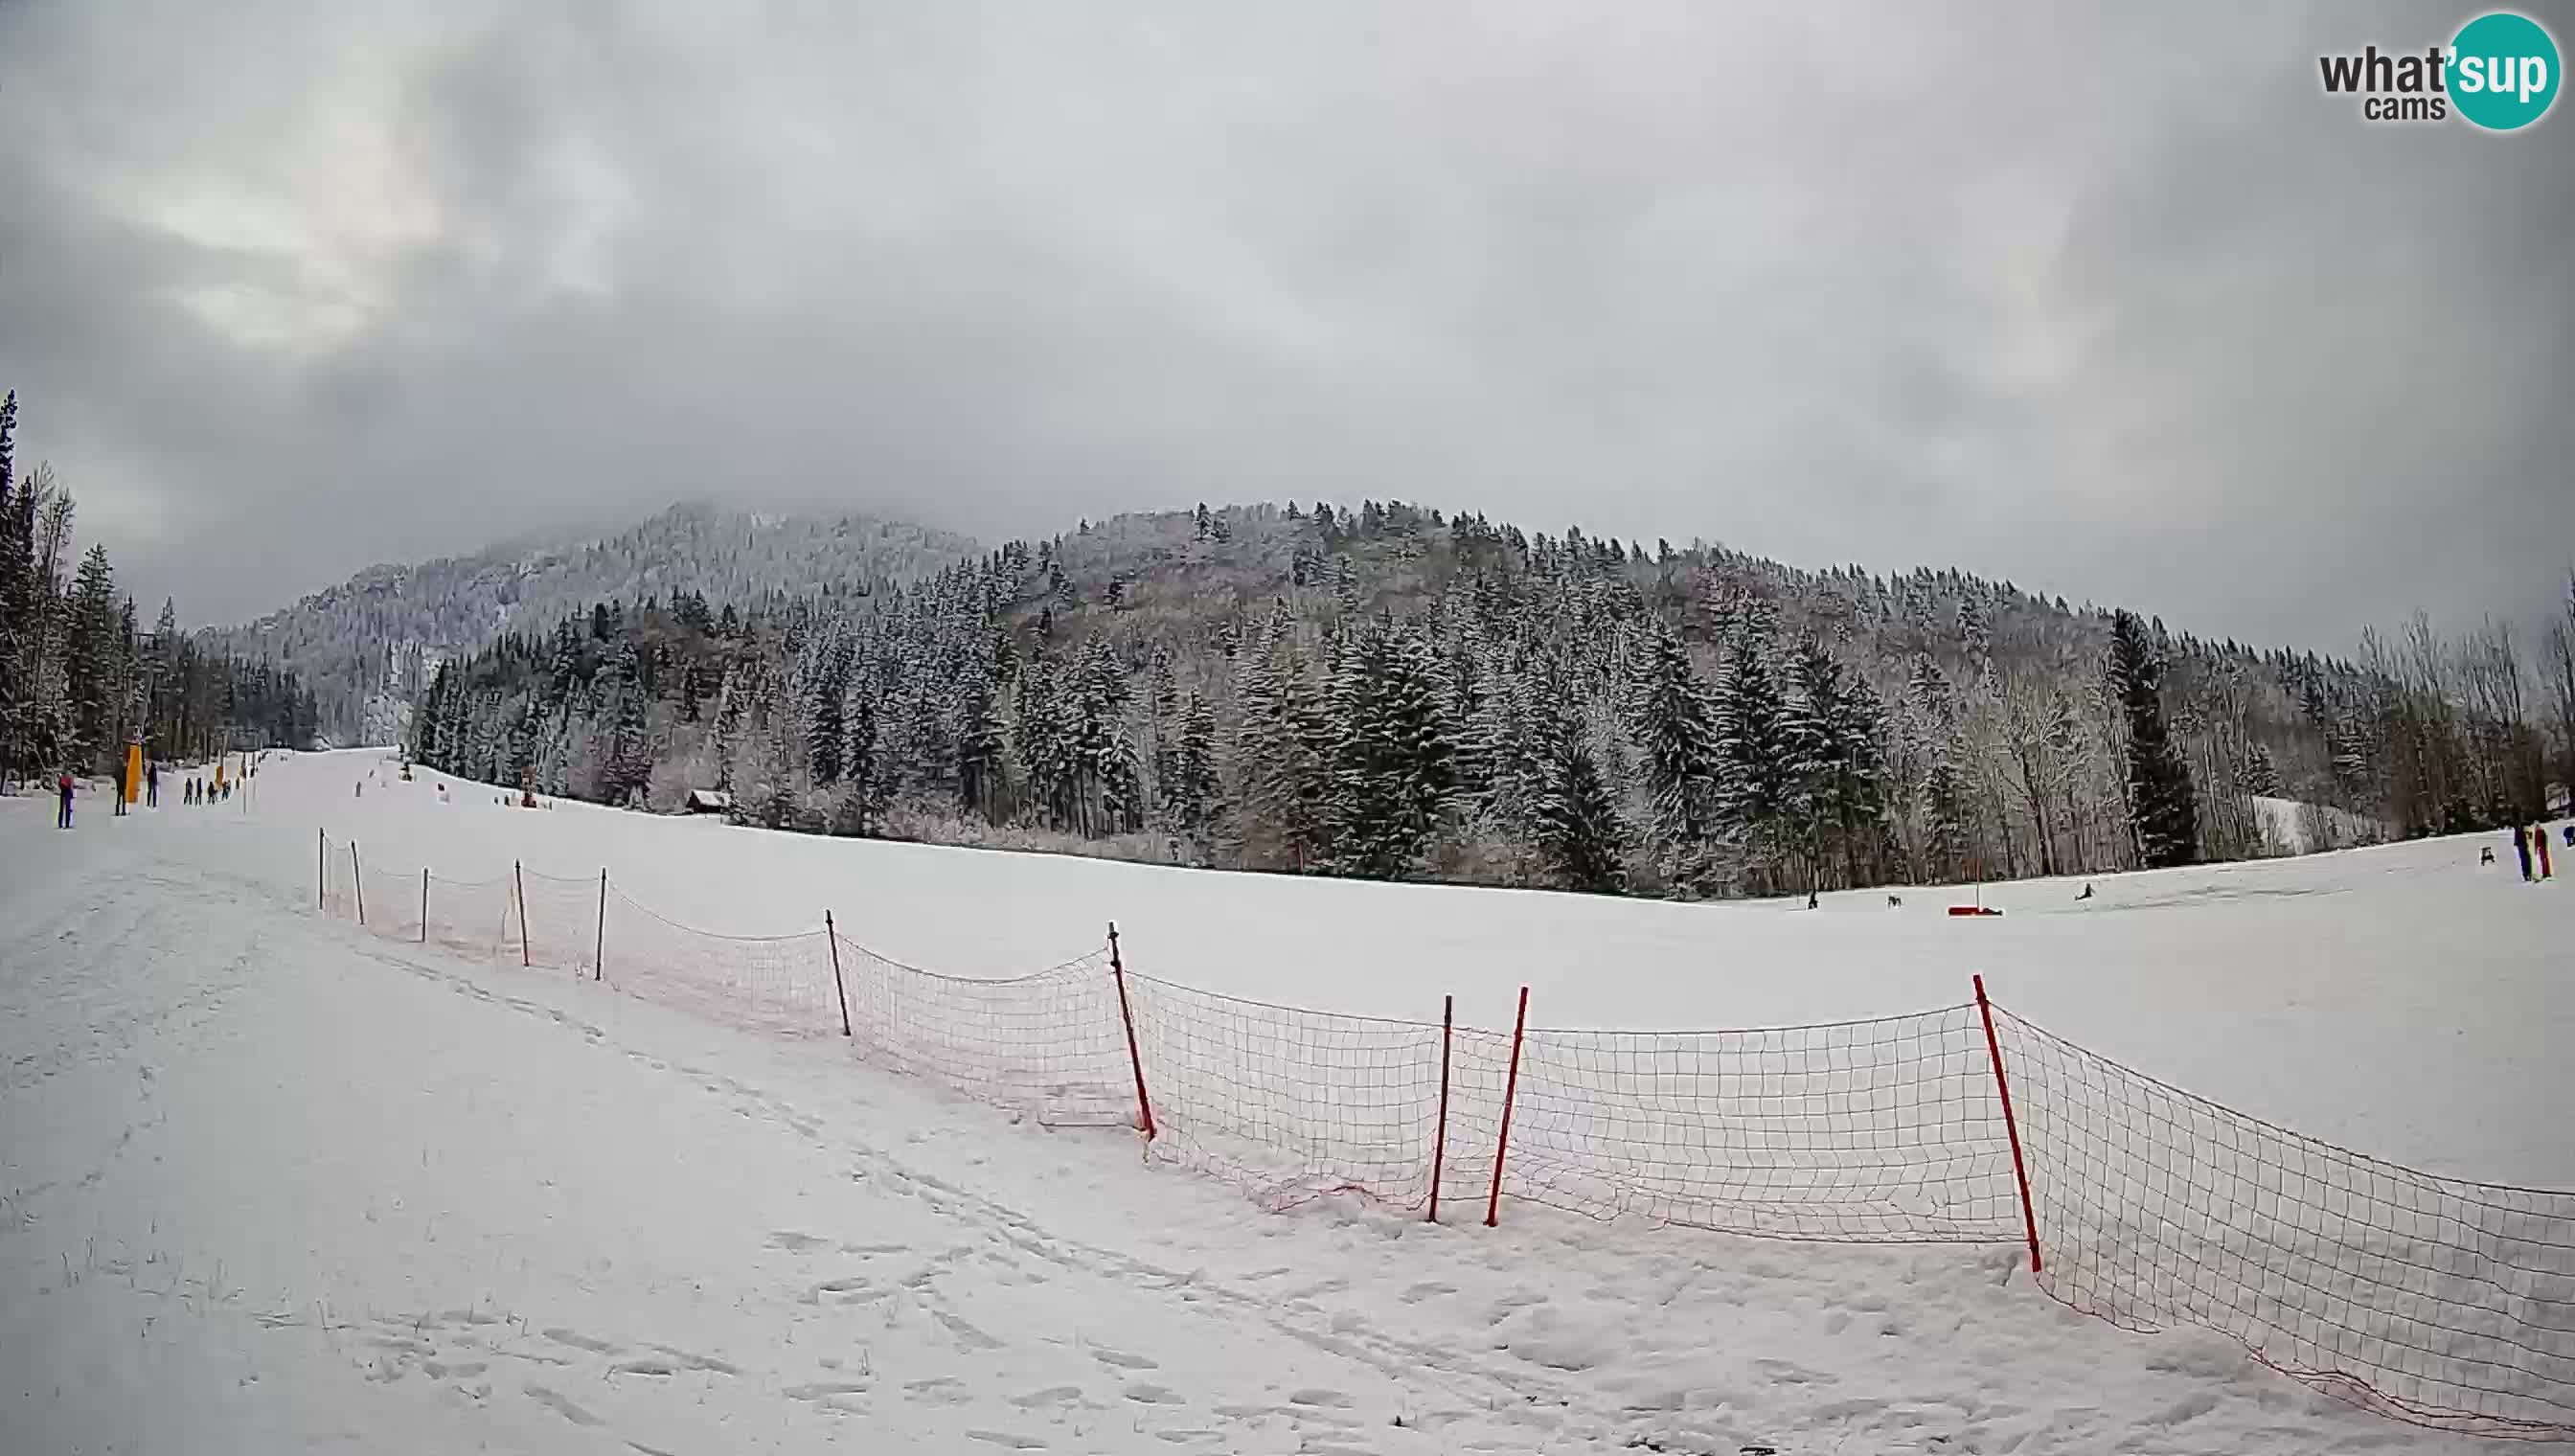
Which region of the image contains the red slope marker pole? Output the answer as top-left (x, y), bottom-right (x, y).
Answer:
top-left (594, 869), bottom-right (606, 982)
top-left (1974, 974), bottom-right (2042, 1274)
top-left (514, 860), bottom-right (531, 967)
top-left (1107, 922), bottom-right (1156, 1141)
top-left (352, 842), bottom-right (365, 927)
top-left (1428, 993), bottom-right (1454, 1223)
top-left (1486, 985), bottom-right (1530, 1229)
top-left (825, 912), bottom-right (853, 1038)
top-left (420, 867), bottom-right (429, 944)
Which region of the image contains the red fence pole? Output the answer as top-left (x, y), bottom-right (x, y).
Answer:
top-left (514, 860), bottom-right (531, 967)
top-left (1974, 973), bottom-right (2043, 1274)
top-left (1428, 993), bottom-right (1453, 1223)
top-left (420, 867), bottom-right (429, 944)
top-left (825, 911), bottom-right (853, 1037)
top-left (352, 842), bottom-right (365, 927)
top-left (1106, 921), bottom-right (1156, 1141)
top-left (594, 869), bottom-right (606, 982)
top-left (1486, 985), bottom-right (1529, 1229)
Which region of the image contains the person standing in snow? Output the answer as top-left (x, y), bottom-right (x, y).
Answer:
top-left (2512, 824), bottom-right (2533, 881)
top-left (146, 762), bottom-right (159, 808)
top-left (56, 771), bottom-right (74, 830)
top-left (2537, 825), bottom-right (2555, 880)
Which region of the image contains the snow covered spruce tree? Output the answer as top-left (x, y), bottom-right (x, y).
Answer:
top-left (1713, 605), bottom-right (1801, 893)
top-left (2108, 609), bottom-right (2199, 868)
top-left (1522, 668), bottom-right (1628, 894)
top-left (1326, 615), bottom-right (1456, 879)
top-left (1627, 621), bottom-right (1728, 895)
top-left (1782, 633), bottom-right (1889, 891)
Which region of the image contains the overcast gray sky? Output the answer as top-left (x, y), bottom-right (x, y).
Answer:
top-left (2, 1), bottom-right (2567, 648)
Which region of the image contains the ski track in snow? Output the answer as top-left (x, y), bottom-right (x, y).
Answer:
top-left (4, 755), bottom-right (2557, 1453)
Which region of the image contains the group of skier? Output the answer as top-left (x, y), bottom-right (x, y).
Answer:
top-left (46, 761), bottom-right (239, 828)
top-left (2502, 822), bottom-right (2567, 881)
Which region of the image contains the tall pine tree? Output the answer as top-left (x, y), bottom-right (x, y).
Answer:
top-left (2108, 610), bottom-right (2198, 868)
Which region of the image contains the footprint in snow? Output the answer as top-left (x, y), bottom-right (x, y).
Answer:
top-left (966, 1432), bottom-right (1047, 1449)
top-left (1287, 1388), bottom-right (1356, 1408)
top-left (522, 1384), bottom-right (602, 1426)
top-left (768, 1230), bottom-right (832, 1253)
top-left (541, 1328), bottom-right (619, 1354)
top-left (1090, 1347), bottom-right (1159, 1370)
top-left (1010, 1385), bottom-right (1084, 1409)
top-left (1124, 1383), bottom-right (1185, 1404)
top-left (643, 1343), bottom-right (741, 1376)
top-left (933, 1310), bottom-right (1003, 1352)
top-left (783, 1380), bottom-right (873, 1400)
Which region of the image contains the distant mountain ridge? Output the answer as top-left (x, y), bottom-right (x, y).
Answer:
top-left (213, 502), bottom-right (979, 741)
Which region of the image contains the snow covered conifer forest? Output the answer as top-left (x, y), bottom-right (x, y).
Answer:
top-left (403, 500), bottom-right (2575, 900)
top-left (0, 392), bottom-right (321, 782)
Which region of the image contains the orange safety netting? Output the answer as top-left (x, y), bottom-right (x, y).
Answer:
top-left (310, 830), bottom-right (2575, 1439)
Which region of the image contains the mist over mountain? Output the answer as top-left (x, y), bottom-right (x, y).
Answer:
top-left (213, 503), bottom-right (978, 743)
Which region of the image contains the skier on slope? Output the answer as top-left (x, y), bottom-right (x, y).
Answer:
top-left (2537, 824), bottom-right (2555, 881)
top-left (146, 761), bottom-right (159, 808)
top-left (2512, 824), bottom-right (2533, 881)
top-left (56, 770), bottom-right (74, 830)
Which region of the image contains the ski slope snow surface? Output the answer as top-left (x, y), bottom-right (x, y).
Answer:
top-left (4, 748), bottom-right (2568, 1452)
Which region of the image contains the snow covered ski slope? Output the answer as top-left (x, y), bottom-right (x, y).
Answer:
top-left (5, 747), bottom-right (2571, 1451)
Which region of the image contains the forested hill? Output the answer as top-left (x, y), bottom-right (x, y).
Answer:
top-left (213, 502), bottom-right (979, 744)
top-left (407, 499), bottom-right (2570, 900)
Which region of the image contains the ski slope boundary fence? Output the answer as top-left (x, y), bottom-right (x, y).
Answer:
top-left (313, 831), bottom-right (2575, 1441)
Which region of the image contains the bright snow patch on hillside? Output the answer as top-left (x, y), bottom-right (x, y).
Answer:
top-left (2252, 794), bottom-right (2391, 854)
top-left (5, 749), bottom-right (2568, 1453)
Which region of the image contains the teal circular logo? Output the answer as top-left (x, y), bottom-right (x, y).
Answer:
top-left (2450, 11), bottom-right (2561, 130)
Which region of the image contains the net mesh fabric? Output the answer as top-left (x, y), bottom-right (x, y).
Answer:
top-left (832, 935), bottom-right (1132, 1127)
top-left (1993, 1007), bottom-right (2575, 1440)
top-left (600, 890), bottom-right (836, 1036)
top-left (1122, 974), bottom-right (1447, 1210)
top-left (1454, 1007), bottom-right (2021, 1242)
top-left (305, 833), bottom-right (2575, 1439)
top-left (504, 868), bottom-right (604, 976)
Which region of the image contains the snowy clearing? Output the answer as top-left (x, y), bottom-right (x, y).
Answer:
top-left (5, 748), bottom-right (2571, 1452)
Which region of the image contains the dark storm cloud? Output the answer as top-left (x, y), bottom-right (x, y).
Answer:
top-left (0, 0), bottom-right (2566, 648)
